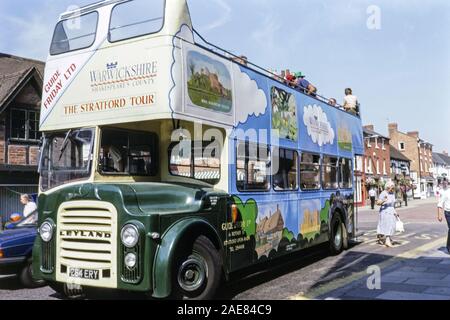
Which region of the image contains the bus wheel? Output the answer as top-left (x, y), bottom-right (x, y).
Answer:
top-left (19, 258), bottom-right (46, 288)
top-left (173, 236), bottom-right (221, 300)
top-left (49, 282), bottom-right (85, 300)
top-left (329, 214), bottom-right (344, 255)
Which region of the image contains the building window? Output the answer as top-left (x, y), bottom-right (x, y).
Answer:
top-left (273, 148), bottom-right (298, 191)
top-left (376, 160), bottom-right (380, 174)
top-left (381, 139), bottom-right (386, 150)
top-left (366, 138), bottom-right (372, 148)
top-left (236, 142), bottom-right (270, 192)
top-left (367, 158), bottom-right (373, 174)
top-left (300, 153), bottom-right (321, 191)
top-left (10, 109), bottom-right (41, 141)
top-left (375, 137), bottom-right (379, 149)
top-left (383, 160), bottom-right (387, 175)
top-left (399, 142), bottom-right (405, 151)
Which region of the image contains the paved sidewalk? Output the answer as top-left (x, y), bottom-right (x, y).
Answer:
top-left (358, 197), bottom-right (439, 213)
top-left (319, 243), bottom-right (450, 300)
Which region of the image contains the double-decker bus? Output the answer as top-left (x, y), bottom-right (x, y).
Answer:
top-left (33, 0), bottom-right (364, 299)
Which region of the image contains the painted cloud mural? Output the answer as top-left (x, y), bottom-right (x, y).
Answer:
top-left (232, 64), bottom-right (267, 125)
top-left (303, 104), bottom-right (335, 146)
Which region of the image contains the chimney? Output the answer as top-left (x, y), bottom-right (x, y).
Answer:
top-left (407, 131), bottom-right (419, 138)
top-left (388, 123), bottom-right (398, 134)
top-left (364, 124), bottom-right (374, 131)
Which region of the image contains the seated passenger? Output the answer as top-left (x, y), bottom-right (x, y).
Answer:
top-left (328, 98), bottom-right (337, 107)
top-left (285, 74), bottom-right (296, 87)
top-left (233, 55), bottom-right (248, 66)
top-left (343, 88), bottom-right (359, 115)
top-left (295, 72), bottom-right (317, 96)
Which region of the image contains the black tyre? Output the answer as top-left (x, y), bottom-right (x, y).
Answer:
top-left (329, 214), bottom-right (344, 255)
top-left (49, 282), bottom-right (85, 300)
top-left (19, 259), bottom-right (46, 288)
top-left (172, 236), bottom-right (222, 300)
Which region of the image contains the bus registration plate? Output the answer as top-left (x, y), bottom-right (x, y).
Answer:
top-left (69, 267), bottom-right (100, 280)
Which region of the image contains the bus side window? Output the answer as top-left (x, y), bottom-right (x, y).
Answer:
top-left (339, 158), bottom-right (353, 189)
top-left (50, 12), bottom-right (98, 55)
top-left (236, 142), bottom-right (271, 192)
top-left (300, 153), bottom-right (321, 191)
top-left (109, 0), bottom-right (165, 43)
top-left (99, 129), bottom-right (157, 176)
top-left (322, 156), bottom-right (338, 190)
top-left (169, 140), bottom-right (221, 184)
top-left (273, 148), bottom-right (298, 191)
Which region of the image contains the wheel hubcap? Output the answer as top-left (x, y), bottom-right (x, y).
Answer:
top-left (334, 223), bottom-right (342, 247)
top-left (177, 256), bottom-right (207, 292)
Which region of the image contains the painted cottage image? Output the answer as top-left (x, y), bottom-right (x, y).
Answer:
top-left (255, 205), bottom-right (285, 258)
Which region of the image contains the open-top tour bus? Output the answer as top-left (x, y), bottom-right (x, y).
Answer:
top-left (34, 0), bottom-right (364, 299)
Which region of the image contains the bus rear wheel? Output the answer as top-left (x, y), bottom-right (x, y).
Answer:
top-left (172, 236), bottom-right (221, 300)
top-left (329, 214), bottom-right (344, 255)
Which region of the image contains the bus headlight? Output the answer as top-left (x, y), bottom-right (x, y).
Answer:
top-left (121, 225), bottom-right (139, 248)
top-left (124, 253), bottom-right (137, 270)
top-left (40, 221), bottom-right (53, 242)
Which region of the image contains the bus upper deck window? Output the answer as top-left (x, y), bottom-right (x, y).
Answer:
top-left (50, 12), bottom-right (98, 55)
top-left (109, 0), bottom-right (165, 43)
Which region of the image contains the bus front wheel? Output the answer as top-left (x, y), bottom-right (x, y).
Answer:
top-left (172, 236), bottom-right (221, 300)
top-left (329, 214), bottom-right (344, 255)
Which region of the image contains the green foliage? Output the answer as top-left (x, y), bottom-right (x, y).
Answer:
top-left (282, 228), bottom-right (295, 242)
top-left (233, 196), bottom-right (257, 237)
top-left (187, 71), bottom-right (232, 112)
top-left (338, 142), bottom-right (353, 152)
top-left (320, 200), bottom-right (331, 223)
top-left (271, 87), bottom-right (298, 141)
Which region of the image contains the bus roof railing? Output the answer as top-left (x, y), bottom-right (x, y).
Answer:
top-left (60, 0), bottom-right (127, 19)
top-left (192, 28), bottom-right (360, 118)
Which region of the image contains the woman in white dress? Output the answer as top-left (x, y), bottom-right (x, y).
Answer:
top-left (376, 182), bottom-right (398, 248)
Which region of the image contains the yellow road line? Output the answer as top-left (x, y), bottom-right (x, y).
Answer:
top-left (288, 236), bottom-right (447, 300)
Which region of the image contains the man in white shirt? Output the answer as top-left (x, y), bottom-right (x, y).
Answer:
top-left (437, 178), bottom-right (450, 253)
top-left (343, 88), bottom-right (359, 115)
top-left (20, 194), bottom-right (38, 218)
top-left (369, 188), bottom-right (377, 210)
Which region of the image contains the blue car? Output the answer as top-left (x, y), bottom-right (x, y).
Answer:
top-left (0, 212), bottom-right (45, 288)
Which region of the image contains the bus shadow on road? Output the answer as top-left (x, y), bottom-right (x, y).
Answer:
top-left (217, 241), bottom-right (370, 300)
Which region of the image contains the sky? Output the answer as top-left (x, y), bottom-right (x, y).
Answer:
top-left (0, 0), bottom-right (449, 152)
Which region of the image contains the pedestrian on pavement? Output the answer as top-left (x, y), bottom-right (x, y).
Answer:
top-left (376, 181), bottom-right (398, 248)
top-left (369, 187), bottom-right (377, 210)
top-left (20, 194), bottom-right (37, 218)
top-left (437, 178), bottom-right (450, 254)
top-left (401, 185), bottom-right (408, 207)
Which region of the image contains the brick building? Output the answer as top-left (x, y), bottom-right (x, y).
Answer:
top-left (0, 53), bottom-right (44, 220)
top-left (357, 125), bottom-right (391, 206)
top-left (388, 123), bottom-right (434, 199)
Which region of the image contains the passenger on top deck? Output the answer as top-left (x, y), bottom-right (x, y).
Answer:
top-left (328, 98), bottom-right (337, 107)
top-left (285, 74), bottom-right (297, 88)
top-left (294, 72), bottom-right (317, 97)
top-left (233, 55), bottom-right (248, 66)
top-left (343, 88), bottom-right (359, 115)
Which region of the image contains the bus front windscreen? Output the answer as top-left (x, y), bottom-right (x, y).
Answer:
top-left (39, 128), bottom-right (95, 191)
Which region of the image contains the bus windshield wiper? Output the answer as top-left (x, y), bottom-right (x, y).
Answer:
top-left (58, 129), bottom-right (73, 161)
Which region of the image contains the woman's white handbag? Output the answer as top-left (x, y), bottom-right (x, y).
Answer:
top-left (395, 216), bottom-right (405, 233)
